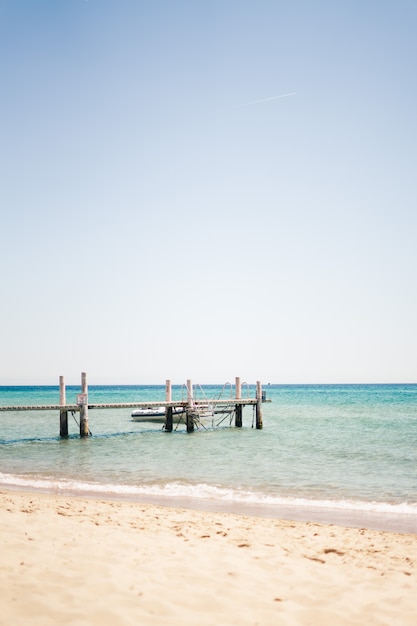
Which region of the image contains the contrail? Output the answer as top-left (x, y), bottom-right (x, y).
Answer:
top-left (236, 92), bottom-right (296, 107)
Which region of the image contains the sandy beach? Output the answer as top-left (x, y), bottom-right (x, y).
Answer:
top-left (0, 489), bottom-right (415, 626)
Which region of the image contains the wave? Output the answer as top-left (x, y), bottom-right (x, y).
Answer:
top-left (1, 472), bottom-right (416, 518)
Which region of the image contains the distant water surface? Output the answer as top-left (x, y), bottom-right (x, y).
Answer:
top-left (1, 384), bottom-right (416, 533)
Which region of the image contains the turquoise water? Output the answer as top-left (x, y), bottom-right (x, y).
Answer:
top-left (1, 384), bottom-right (416, 531)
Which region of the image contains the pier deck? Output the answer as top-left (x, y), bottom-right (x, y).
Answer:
top-left (0, 374), bottom-right (267, 436)
top-left (0, 398), bottom-right (259, 412)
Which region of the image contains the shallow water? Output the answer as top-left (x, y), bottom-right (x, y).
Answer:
top-left (1, 384), bottom-right (416, 532)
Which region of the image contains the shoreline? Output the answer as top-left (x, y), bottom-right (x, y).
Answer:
top-left (2, 480), bottom-right (416, 534)
top-left (1, 487), bottom-right (416, 625)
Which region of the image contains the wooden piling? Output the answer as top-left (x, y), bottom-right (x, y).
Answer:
top-left (255, 380), bottom-right (263, 429)
top-left (59, 375), bottom-right (68, 437)
top-left (235, 376), bottom-right (242, 427)
top-left (186, 378), bottom-right (194, 433)
top-left (79, 372), bottom-right (90, 437)
top-left (165, 379), bottom-right (173, 432)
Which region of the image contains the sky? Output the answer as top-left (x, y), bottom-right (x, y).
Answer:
top-left (1, 0), bottom-right (416, 385)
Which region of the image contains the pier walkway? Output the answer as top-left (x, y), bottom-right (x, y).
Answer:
top-left (0, 398), bottom-right (258, 412)
top-left (0, 374), bottom-right (268, 437)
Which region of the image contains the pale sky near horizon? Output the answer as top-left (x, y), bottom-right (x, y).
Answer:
top-left (1, 0), bottom-right (416, 385)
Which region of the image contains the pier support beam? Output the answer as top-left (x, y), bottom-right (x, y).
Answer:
top-left (186, 379), bottom-right (194, 433)
top-left (59, 375), bottom-right (68, 437)
top-left (79, 372), bottom-right (90, 437)
top-left (255, 381), bottom-right (263, 429)
top-left (235, 376), bottom-right (242, 427)
top-left (165, 379), bottom-right (173, 432)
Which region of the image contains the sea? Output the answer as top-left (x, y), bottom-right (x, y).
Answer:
top-left (1, 383), bottom-right (416, 534)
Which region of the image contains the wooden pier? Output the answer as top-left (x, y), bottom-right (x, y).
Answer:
top-left (0, 373), bottom-right (268, 437)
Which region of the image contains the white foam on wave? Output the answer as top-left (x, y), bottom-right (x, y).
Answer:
top-left (1, 472), bottom-right (416, 517)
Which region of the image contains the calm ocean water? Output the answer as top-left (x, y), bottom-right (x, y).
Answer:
top-left (1, 384), bottom-right (416, 532)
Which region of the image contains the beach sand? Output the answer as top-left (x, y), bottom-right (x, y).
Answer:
top-left (1, 490), bottom-right (415, 625)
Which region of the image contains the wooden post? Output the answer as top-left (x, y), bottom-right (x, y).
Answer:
top-left (255, 380), bottom-right (263, 429)
top-left (79, 371), bottom-right (90, 437)
top-left (59, 375), bottom-right (68, 437)
top-left (186, 379), bottom-right (194, 433)
top-left (235, 376), bottom-right (242, 427)
top-left (165, 379), bottom-right (173, 432)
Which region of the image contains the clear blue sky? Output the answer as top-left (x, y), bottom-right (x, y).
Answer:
top-left (1, 0), bottom-right (416, 385)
